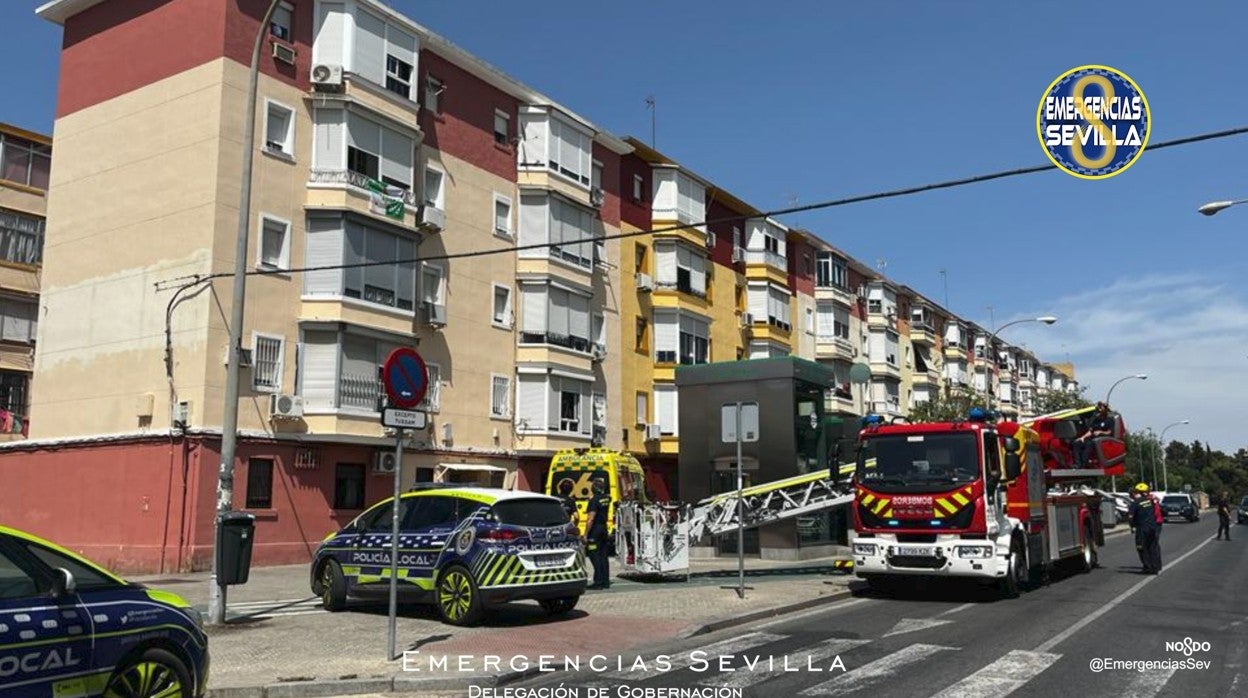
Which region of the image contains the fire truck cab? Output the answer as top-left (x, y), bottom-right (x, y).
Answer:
top-left (851, 408), bottom-right (1120, 598)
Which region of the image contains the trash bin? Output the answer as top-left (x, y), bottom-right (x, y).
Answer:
top-left (216, 511), bottom-right (256, 586)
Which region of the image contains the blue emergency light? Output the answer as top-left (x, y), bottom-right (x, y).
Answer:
top-left (861, 414), bottom-right (886, 427)
top-left (967, 407), bottom-right (989, 422)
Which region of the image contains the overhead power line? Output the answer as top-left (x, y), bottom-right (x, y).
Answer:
top-left (156, 124), bottom-right (1248, 290)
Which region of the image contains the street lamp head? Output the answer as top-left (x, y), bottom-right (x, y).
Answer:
top-left (1135, 373), bottom-right (1148, 380)
top-left (1180, 419), bottom-right (1190, 425)
top-left (1036, 316), bottom-right (1058, 325)
top-left (1198, 200), bottom-right (1236, 216)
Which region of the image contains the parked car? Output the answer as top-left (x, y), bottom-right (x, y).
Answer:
top-left (1160, 493), bottom-right (1200, 522)
top-left (1238, 496), bottom-right (1248, 525)
top-left (311, 487), bottom-right (586, 625)
top-left (0, 525), bottom-right (209, 697)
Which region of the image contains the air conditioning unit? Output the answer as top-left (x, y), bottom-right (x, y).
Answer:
top-left (589, 187), bottom-right (605, 209)
top-left (272, 42), bottom-right (296, 65)
top-left (270, 393), bottom-right (304, 419)
top-left (635, 272), bottom-right (653, 292)
top-left (644, 424), bottom-right (662, 441)
top-left (310, 63), bottom-right (343, 89)
top-left (417, 205), bottom-right (445, 233)
top-left (422, 302), bottom-right (447, 327)
top-left (374, 451), bottom-right (397, 474)
top-left (731, 247), bottom-right (745, 264)
top-left (740, 312), bottom-right (754, 328)
top-left (705, 230), bottom-right (716, 249)
top-left (856, 284), bottom-right (868, 297)
top-left (591, 345), bottom-right (606, 362)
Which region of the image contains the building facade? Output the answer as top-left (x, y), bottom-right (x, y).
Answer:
top-left (0, 123), bottom-right (48, 441)
top-left (5, 0), bottom-right (1078, 572)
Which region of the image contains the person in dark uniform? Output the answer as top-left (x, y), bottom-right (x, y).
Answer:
top-left (1216, 491), bottom-right (1233, 541)
top-left (584, 478), bottom-right (611, 589)
top-left (1128, 482), bottom-right (1164, 574)
top-left (1074, 402), bottom-right (1117, 467)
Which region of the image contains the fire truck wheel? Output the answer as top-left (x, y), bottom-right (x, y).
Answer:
top-left (999, 537), bottom-right (1025, 599)
top-left (1077, 522), bottom-right (1098, 572)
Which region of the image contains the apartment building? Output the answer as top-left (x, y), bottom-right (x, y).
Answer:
top-left (0, 123), bottom-right (48, 441)
top-left (2, 0), bottom-right (628, 573)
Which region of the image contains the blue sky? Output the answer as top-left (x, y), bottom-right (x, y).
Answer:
top-left (4, 1), bottom-right (1248, 453)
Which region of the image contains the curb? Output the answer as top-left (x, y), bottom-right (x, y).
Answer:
top-left (205, 582), bottom-right (857, 697)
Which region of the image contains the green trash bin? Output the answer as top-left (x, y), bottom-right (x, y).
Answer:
top-left (216, 511), bottom-right (256, 585)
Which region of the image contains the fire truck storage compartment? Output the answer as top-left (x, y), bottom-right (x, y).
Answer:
top-left (1048, 501), bottom-right (1082, 558)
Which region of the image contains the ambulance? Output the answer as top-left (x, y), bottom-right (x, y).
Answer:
top-left (544, 448), bottom-right (649, 538)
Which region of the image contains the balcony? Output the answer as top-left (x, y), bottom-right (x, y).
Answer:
top-left (745, 249), bottom-right (788, 278)
top-left (307, 169), bottom-right (423, 229)
top-left (870, 358), bottom-right (902, 381)
top-left (519, 332), bottom-right (594, 354)
top-left (869, 399), bottom-right (903, 417)
top-left (909, 322), bottom-right (937, 345)
top-left (815, 335), bottom-right (855, 361)
top-left (654, 276), bottom-right (708, 300)
top-left (815, 284), bottom-right (855, 307)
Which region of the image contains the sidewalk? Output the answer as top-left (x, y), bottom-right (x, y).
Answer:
top-left (131, 556), bottom-right (855, 697)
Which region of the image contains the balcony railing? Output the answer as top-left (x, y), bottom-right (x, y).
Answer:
top-left (309, 169), bottom-right (420, 207)
top-left (520, 331), bottom-right (593, 353)
top-left (655, 278), bottom-right (708, 299)
top-left (745, 249), bottom-right (787, 270)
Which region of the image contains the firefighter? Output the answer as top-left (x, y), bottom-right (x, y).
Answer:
top-left (1074, 401), bottom-right (1116, 467)
top-left (1128, 482), bottom-right (1164, 574)
top-left (584, 477), bottom-right (612, 589)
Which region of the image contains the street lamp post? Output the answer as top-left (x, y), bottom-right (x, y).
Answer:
top-left (1144, 427), bottom-right (1157, 488)
top-left (1105, 373), bottom-right (1147, 406)
top-left (1159, 419), bottom-right (1190, 493)
top-left (1198, 198), bottom-right (1248, 216)
top-left (208, 0), bottom-right (284, 627)
top-left (984, 316), bottom-right (1057, 412)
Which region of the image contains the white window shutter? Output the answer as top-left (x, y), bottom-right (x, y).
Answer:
top-left (300, 331), bottom-right (339, 409)
top-left (304, 217), bottom-right (344, 295)
top-left (520, 284), bottom-right (547, 334)
top-left (353, 9), bottom-right (386, 86)
top-left (313, 108), bottom-right (345, 170)
top-left (516, 375), bottom-right (545, 430)
top-left (380, 128), bottom-right (412, 187)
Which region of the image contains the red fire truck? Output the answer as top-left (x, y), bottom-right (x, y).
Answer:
top-left (850, 406), bottom-right (1127, 597)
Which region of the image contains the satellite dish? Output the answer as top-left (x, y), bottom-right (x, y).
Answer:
top-left (849, 362), bottom-right (871, 385)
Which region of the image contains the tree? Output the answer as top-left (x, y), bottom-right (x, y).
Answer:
top-left (908, 384), bottom-right (984, 423)
top-left (1032, 385), bottom-right (1093, 415)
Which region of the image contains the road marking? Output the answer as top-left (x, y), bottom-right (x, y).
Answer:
top-left (799, 643), bottom-right (957, 696)
top-left (882, 617), bottom-right (954, 638)
top-left (696, 638), bottom-right (870, 689)
top-left (754, 597), bottom-right (871, 630)
top-left (930, 649), bottom-right (1061, 697)
top-left (1120, 664), bottom-right (1177, 698)
top-left (603, 632), bottom-right (785, 680)
top-left (939, 603), bottom-right (976, 616)
top-left (1034, 536), bottom-right (1215, 653)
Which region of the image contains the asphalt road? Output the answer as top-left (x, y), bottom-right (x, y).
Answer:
top-left (514, 516), bottom-right (1248, 697)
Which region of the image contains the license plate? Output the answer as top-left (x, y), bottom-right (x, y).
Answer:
top-left (533, 554), bottom-right (566, 568)
top-left (896, 546), bottom-right (935, 557)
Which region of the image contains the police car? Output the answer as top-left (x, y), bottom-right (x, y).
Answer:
top-left (311, 487), bottom-right (586, 626)
top-left (0, 525), bottom-right (208, 697)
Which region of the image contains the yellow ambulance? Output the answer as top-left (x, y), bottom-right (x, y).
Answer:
top-left (544, 448), bottom-right (649, 538)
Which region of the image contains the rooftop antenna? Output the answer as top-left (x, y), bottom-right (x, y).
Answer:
top-left (787, 193), bottom-right (799, 227)
top-left (987, 305), bottom-right (995, 330)
top-left (876, 258), bottom-right (887, 274)
top-left (939, 268), bottom-right (950, 309)
top-left (644, 96), bottom-right (656, 148)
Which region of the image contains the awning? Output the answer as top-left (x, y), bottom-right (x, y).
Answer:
top-left (437, 463), bottom-right (506, 473)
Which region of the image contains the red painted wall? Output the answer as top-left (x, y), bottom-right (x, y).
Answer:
top-left (787, 238), bottom-right (816, 295)
top-left (619, 153), bottom-right (652, 231)
top-left (418, 50), bottom-right (518, 183)
top-left (592, 144), bottom-right (621, 228)
top-left (0, 436), bottom-right (395, 575)
top-left (57, 0), bottom-right (311, 118)
top-left (849, 268), bottom-right (869, 320)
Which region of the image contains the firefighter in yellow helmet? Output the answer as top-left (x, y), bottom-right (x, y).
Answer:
top-left (1128, 482), bottom-right (1163, 574)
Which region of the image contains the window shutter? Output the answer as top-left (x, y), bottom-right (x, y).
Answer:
top-left (517, 195), bottom-right (547, 254)
top-left (313, 108), bottom-right (345, 170)
top-left (380, 127), bottom-right (412, 188)
top-left (386, 25), bottom-right (417, 71)
top-left (548, 376), bottom-right (561, 430)
top-left (547, 288), bottom-right (569, 338)
top-left (690, 251), bottom-right (706, 292)
top-left (521, 284), bottom-right (546, 334)
top-left (747, 286), bottom-right (767, 318)
top-left (346, 113), bottom-right (380, 156)
top-left (580, 381), bottom-right (592, 434)
top-left (300, 331), bottom-right (339, 409)
top-left (569, 293), bottom-right (589, 341)
top-left (654, 312), bottom-right (678, 355)
top-left (656, 244), bottom-right (677, 285)
top-left (304, 217), bottom-right (344, 295)
top-left (353, 10), bottom-right (386, 86)
top-left (518, 114), bottom-right (546, 167)
top-left (516, 374), bottom-right (545, 429)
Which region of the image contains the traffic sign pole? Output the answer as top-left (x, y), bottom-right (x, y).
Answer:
top-left (388, 428), bottom-right (403, 660)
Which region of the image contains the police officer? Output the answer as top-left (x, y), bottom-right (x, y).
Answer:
top-left (1128, 482), bottom-right (1164, 574)
top-left (1216, 491), bottom-right (1232, 541)
top-left (583, 478), bottom-right (611, 589)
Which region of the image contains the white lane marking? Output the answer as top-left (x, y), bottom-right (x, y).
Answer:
top-left (1120, 664), bottom-right (1177, 698)
top-left (1034, 536), bottom-right (1215, 653)
top-left (800, 644), bottom-right (957, 696)
top-left (882, 617), bottom-right (954, 638)
top-left (697, 639), bottom-right (871, 689)
top-left (930, 649), bottom-right (1061, 698)
top-left (603, 632), bottom-right (786, 680)
top-left (939, 603), bottom-right (976, 616)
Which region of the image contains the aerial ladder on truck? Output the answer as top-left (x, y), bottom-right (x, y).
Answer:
top-left (614, 462), bottom-right (860, 577)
